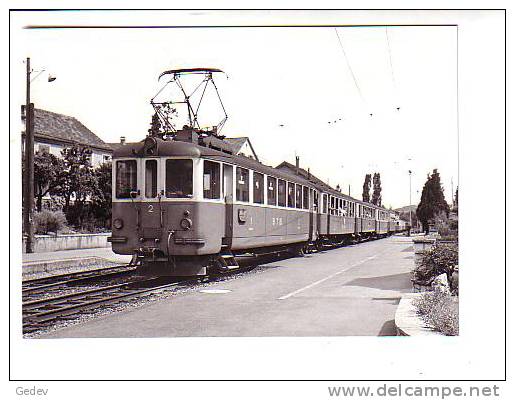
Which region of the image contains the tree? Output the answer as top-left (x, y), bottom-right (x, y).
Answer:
top-left (416, 169), bottom-right (450, 234)
top-left (454, 186), bottom-right (459, 213)
top-left (362, 174), bottom-right (372, 202)
top-left (91, 161), bottom-right (112, 228)
top-left (148, 112), bottom-right (164, 138)
top-left (55, 145), bottom-right (97, 227)
top-left (371, 172), bottom-right (382, 206)
top-left (33, 152), bottom-right (66, 212)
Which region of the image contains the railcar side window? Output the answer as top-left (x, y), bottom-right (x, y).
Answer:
top-left (253, 172), bottom-right (264, 204)
top-left (302, 186), bottom-right (309, 210)
top-left (236, 167), bottom-right (249, 202)
top-left (330, 196), bottom-right (335, 215)
top-left (145, 160), bottom-right (158, 198)
top-left (165, 159), bottom-right (193, 198)
top-left (267, 176), bottom-right (277, 206)
top-left (287, 182), bottom-right (295, 208)
top-left (295, 184), bottom-right (302, 208)
top-left (323, 194), bottom-right (328, 214)
top-left (203, 160), bottom-right (221, 199)
top-left (116, 160), bottom-right (138, 199)
top-left (278, 179), bottom-right (286, 207)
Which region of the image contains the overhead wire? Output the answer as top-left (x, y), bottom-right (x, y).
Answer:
top-left (334, 28), bottom-right (370, 115)
top-left (385, 26), bottom-right (400, 111)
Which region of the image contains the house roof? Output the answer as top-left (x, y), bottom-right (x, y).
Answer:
top-left (224, 136), bottom-right (259, 161)
top-left (29, 108), bottom-right (112, 152)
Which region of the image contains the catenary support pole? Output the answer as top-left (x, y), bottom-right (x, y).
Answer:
top-left (24, 57), bottom-right (35, 253)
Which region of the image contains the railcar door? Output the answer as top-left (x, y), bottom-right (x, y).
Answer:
top-left (222, 164), bottom-right (234, 246)
top-left (141, 159), bottom-right (163, 242)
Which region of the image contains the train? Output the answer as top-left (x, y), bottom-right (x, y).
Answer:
top-left (107, 68), bottom-right (408, 276)
top-left (108, 130), bottom-right (408, 276)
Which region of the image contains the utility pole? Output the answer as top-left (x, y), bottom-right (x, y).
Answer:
top-left (451, 177), bottom-right (454, 207)
top-left (408, 169), bottom-right (412, 236)
top-left (24, 57), bottom-right (35, 253)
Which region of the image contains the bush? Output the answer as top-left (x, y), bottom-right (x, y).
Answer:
top-left (414, 290), bottom-right (459, 336)
top-left (413, 242), bottom-right (458, 284)
top-left (33, 210), bottom-right (68, 234)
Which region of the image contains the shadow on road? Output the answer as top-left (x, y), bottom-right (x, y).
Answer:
top-left (345, 272), bottom-right (412, 291)
top-left (377, 319), bottom-right (397, 336)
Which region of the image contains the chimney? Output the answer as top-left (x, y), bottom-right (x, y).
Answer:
top-left (120, 136), bottom-right (126, 145)
top-left (307, 167), bottom-right (311, 180)
top-left (295, 156), bottom-right (299, 175)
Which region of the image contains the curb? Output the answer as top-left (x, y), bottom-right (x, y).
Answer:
top-left (395, 293), bottom-right (444, 336)
top-left (22, 257), bottom-right (124, 281)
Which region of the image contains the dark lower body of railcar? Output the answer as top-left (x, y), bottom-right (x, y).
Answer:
top-left (109, 200), bottom-right (314, 276)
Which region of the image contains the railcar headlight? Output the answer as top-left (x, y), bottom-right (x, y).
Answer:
top-left (180, 218), bottom-right (193, 231)
top-left (113, 218), bottom-right (124, 229)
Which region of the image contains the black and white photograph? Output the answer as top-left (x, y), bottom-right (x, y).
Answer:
top-left (7, 7), bottom-right (508, 399)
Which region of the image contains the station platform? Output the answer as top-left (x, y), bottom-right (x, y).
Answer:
top-left (39, 235), bottom-right (415, 338)
top-left (22, 247), bottom-right (132, 280)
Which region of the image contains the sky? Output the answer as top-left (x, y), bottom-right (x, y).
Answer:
top-left (11, 11), bottom-right (459, 209)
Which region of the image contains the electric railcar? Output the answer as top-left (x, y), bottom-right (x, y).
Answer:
top-left (108, 130), bottom-right (408, 276)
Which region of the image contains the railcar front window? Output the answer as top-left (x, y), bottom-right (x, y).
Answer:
top-left (267, 176), bottom-right (277, 206)
top-left (165, 159), bottom-right (193, 198)
top-left (203, 160), bottom-right (221, 199)
top-left (278, 179), bottom-right (286, 207)
top-left (253, 172), bottom-right (264, 204)
top-left (116, 160), bottom-right (138, 199)
top-left (236, 167), bottom-right (249, 202)
top-left (145, 160), bottom-right (158, 198)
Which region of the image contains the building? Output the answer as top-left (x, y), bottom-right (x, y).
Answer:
top-left (224, 137), bottom-right (259, 161)
top-left (21, 107), bottom-right (113, 166)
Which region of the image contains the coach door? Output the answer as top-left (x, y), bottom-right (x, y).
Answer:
top-left (222, 164), bottom-right (234, 245)
top-left (309, 189), bottom-right (318, 241)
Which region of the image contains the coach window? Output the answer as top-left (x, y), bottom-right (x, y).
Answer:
top-left (145, 159), bottom-right (158, 198)
top-left (330, 196), bottom-right (335, 215)
top-left (166, 159), bottom-right (193, 198)
top-left (323, 194), bottom-right (328, 214)
top-left (303, 186), bottom-right (309, 210)
top-left (287, 182), bottom-right (295, 208)
top-left (253, 172), bottom-right (264, 204)
top-left (203, 160), bottom-right (221, 199)
top-left (116, 160), bottom-right (138, 199)
top-left (236, 167), bottom-right (249, 202)
top-left (278, 179), bottom-right (286, 207)
top-left (267, 176), bottom-right (277, 206)
top-left (295, 185), bottom-right (302, 208)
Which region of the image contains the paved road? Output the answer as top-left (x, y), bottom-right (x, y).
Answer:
top-left (39, 235), bottom-right (414, 338)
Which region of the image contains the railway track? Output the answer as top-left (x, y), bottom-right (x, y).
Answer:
top-left (22, 265), bottom-right (138, 301)
top-left (22, 276), bottom-right (199, 334)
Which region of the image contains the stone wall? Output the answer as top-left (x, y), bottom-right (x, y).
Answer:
top-left (22, 232), bottom-right (111, 253)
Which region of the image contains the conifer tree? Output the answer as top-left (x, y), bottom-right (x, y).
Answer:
top-left (148, 112), bottom-right (163, 138)
top-left (416, 169), bottom-right (450, 234)
top-left (371, 172), bottom-right (382, 206)
top-left (362, 174), bottom-right (371, 202)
